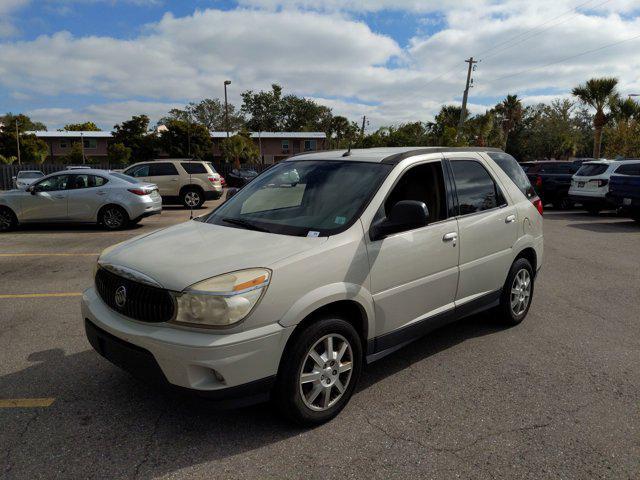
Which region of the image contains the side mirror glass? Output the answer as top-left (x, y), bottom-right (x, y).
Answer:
top-left (27, 185), bottom-right (37, 195)
top-left (370, 200), bottom-right (429, 241)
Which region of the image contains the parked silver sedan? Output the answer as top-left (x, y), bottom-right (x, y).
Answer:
top-left (0, 169), bottom-right (162, 231)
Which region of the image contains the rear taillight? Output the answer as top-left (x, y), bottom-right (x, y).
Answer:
top-left (128, 188), bottom-right (151, 195)
top-left (208, 175), bottom-right (219, 184)
top-left (532, 197), bottom-right (543, 216)
top-left (590, 179), bottom-right (608, 188)
top-left (535, 175), bottom-right (543, 188)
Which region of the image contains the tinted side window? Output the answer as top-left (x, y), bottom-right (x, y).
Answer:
top-left (35, 175), bottom-right (70, 192)
top-left (489, 152), bottom-right (536, 200)
top-left (384, 162), bottom-right (448, 224)
top-left (451, 160), bottom-right (506, 215)
top-left (150, 163), bottom-right (179, 176)
top-left (181, 162), bottom-right (207, 174)
top-left (615, 163), bottom-right (640, 175)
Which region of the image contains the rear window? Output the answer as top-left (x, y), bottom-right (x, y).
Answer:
top-left (181, 162), bottom-right (208, 174)
top-left (576, 164), bottom-right (608, 176)
top-left (614, 163), bottom-right (640, 176)
top-left (18, 171), bottom-right (44, 179)
top-left (488, 152), bottom-right (536, 200)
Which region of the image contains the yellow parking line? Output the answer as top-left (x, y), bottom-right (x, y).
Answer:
top-left (0, 253), bottom-right (98, 257)
top-left (0, 398), bottom-right (55, 408)
top-left (0, 293), bottom-right (82, 299)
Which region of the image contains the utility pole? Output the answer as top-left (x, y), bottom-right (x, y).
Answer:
top-left (15, 120), bottom-right (21, 166)
top-left (457, 57), bottom-right (478, 138)
top-left (81, 132), bottom-right (86, 164)
top-left (224, 80), bottom-right (231, 139)
top-left (360, 115), bottom-right (367, 138)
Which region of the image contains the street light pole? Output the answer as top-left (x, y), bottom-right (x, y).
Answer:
top-left (224, 80), bottom-right (231, 139)
top-left (15, 120), bottom-right (21, 166)
top-left (81, 132), bottom-right (86, 164)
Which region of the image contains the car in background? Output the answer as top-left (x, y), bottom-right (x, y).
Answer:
top-left (205, 162), bottom-right (226, 187)
top-left (12, 170), bottom-right (44, 189)
top-left (569, 160), bottom-right (627, 214)
top-left (0, 170), bottom-right (161, 232)
top-left (123, 160), bottom-right (222, 209)
top-left (66, 165), bottom-right (93, 170)
top-left (225, 168), bottom-right (259, 188)
top-left (606, 160), bottom-right (640, 223)
top-left (521, 161), bottom-right (581, 209)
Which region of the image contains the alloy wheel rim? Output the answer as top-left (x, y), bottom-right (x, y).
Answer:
top-left (299, 334), bottom-right (353, 412)
top-left (510, 268), bottom-right (531, 316)
top-left (103, 209), bottom-right (124, 228)
top-left (185, 192), bottom-right (200, 207)
top-left (0, 211), bottom-right (11, 230)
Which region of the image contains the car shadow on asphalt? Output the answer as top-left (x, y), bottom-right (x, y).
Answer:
top-left (565, 220), bottom-right (639, 233)
top-left (1, 313), bottom-right (503, 477)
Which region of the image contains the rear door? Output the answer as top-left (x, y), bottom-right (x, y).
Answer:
top-left (147, 162), bottom-right (180, 196)
top-left (445, 155), bottom-right (518, 304)
top-left (66, 174), bottom-right (110, 221)
top-left (20, 174), bottom-right (70, 221)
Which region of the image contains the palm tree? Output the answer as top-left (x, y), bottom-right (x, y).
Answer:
top-left (610, 96), bottom-right (640, 123)
top-left (572, 77), bottom-right (619, 158)
top-left (494, 94), bottom-right (523, 150)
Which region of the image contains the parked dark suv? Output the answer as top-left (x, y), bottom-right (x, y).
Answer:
top-left (521, 161), bottom-right (581, 209)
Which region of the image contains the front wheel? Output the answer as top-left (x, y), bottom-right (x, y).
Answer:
top-left (274, 317), bottom-right (362, 426)
top-left (497, 258), bottom-right (535, 326)
top-left (0, 207), bottom-right (18, 232)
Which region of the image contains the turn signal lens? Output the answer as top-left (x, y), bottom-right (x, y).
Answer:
top-left (532, 198), bottom-right (543, 216)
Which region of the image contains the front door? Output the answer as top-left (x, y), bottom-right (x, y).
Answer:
top-left (20, 174), bottom-right (70, 221)
top-left (445, 156), bottom-right (518, 304)
top-left (366, 160), bottom-right (459, 347)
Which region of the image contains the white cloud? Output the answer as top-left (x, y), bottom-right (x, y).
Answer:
top-left (2, 2), bottom-right (640, 129)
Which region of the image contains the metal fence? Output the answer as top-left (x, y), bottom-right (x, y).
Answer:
top-left (0, 162), bottom-right (272, 190)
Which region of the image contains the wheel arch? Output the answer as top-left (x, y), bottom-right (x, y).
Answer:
top-left (514, 246), bottom-right (537, 273)
top-left (97, 203), bottom-right (131, 223)
top-left (179, 184), bottom-right (205, 198)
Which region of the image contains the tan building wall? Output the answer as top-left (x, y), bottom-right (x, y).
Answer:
top-left (212, 136), bottom-right (326, 164)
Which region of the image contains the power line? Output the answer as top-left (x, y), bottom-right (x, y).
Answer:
top-left (475, 0), bottom-right (605, 58)
top-left (481, 0), bottom-right (611, 61)
top-left (489, 32), bottom-right (640, 83)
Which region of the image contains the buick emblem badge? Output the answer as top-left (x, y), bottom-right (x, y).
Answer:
top-left (114, 285), bottom-right (127, 308)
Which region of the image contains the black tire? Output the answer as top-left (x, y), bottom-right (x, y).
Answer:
top-left (0, 206), bottom-right (18, 232)
top-left (99, 205), bottom-right (129, 230)
top-left (554, 198), bottom-right (573, 210)
top-left (273, 317), bottom-right (363, 426)
top-left (586, 206), bottom-right (601, 215)
top-left (497, 258), bottom-right (535, 326)
top-left (181, 188), bottom-right (205, 209)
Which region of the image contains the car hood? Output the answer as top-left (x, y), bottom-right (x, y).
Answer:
top-left (98, 220), bottom-right (327, 291)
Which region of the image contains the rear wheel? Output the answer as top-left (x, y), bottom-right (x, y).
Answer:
top-left (181, 188), bottom-right (204, 209)
top-left (99, 205), bottom-right (129, 230)
top-left (554, 197), bottom-right (573, 210)
top-left (274, 317), bottom-right (362, 426)
top-left (497, 258), bottom-right (534, 326)
top-left (0, 207), bottom-right (17, 232)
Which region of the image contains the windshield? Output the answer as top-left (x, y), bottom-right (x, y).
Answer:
top-left (18, 172), bottom-right (44, 179)
top-left (207, 160), bottom-right (392, 236)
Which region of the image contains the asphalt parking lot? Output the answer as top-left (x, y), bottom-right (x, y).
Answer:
top-left (1, 205), bottom-right (639, 479)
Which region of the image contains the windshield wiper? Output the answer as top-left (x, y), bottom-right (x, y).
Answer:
top-left (222, 217), bottom-right (271, 233)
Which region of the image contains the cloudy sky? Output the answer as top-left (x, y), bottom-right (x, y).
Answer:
top-left (1, 0), bottom-right (639, 131)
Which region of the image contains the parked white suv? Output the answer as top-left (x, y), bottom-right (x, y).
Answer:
top-left (123, 159), bottom-right (222, 208)
top-left (82, 147), bottom-right (543, 425)
top-left (568, 159), bottom-right (624, 214)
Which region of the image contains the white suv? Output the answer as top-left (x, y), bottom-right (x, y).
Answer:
top-left (568, 159), bottom-right (624, 214)
top-left (82, 147), bottom-right (543, 425)
top-left (123, 159), bottom-right (222, 208)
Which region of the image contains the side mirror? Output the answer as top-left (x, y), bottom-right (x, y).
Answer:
top-left (370, 200), bottom-right (429, 241)
top-left (27, 185), bottom-right (37, 195)
top-left (225, 187), bottom-right (239, 201)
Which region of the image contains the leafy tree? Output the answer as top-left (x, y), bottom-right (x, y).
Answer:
top-left (63, 122), bottom-right (101, 131)
top-left (494, 94), bottom-right (524, 150)
top-left (221, 132), bottom-right (259, 168)
top-left (61, 142), bottom-right (85, 164)
top-left (112, 115), bottom-right (156, 162)
top-left (1, 113), bottom-right (47, 132)
top-left (157, 119), bottom-right (212, 159)
top-left (241, 84), bottom-right (284, 131)
top-left (427, 105), bottom-right (463, 144)
top-left (162, 99), bottom-right (245, 132)
top-left (0, 113), bottom-right (49, 163)
top-left (107, 142), bottom-right (132, 165)
top-left (572, 77), bottom-right (619, 158)
top-left (0, 155), bottom-right (17, 165)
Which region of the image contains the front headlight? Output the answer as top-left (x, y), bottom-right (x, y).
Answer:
top-left (173, 269), bottom-right (270, 328)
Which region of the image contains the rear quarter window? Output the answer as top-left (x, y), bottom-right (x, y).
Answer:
top-left (614, 163), bottom-right (640, 175)
top-left (181, 162), bottom-right (208, 174)
top-left (488, 152), bottom-right (536, 200)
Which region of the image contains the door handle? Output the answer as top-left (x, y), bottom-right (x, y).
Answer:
top-left (96, 191), bottom-right (107, 196)
top-left (442, 232), bottom-right (458, 242)
top-left (171, 179), bottom-right (178, 182)
top-left (505, 214), bottom-right (516, 223)
top-left (53, 195), bottom-right (65, 199)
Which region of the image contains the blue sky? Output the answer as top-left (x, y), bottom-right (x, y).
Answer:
top-left (1, 0), bottom-right (639, 130)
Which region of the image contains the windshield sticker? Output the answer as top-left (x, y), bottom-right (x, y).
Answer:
top-left (307, 231), bottom-right (320, 238)
top-left (334, 216), bottom-right (346, 225)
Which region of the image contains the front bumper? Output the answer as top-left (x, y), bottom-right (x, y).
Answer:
top-left (82, 287), bottom-right (294, 405)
